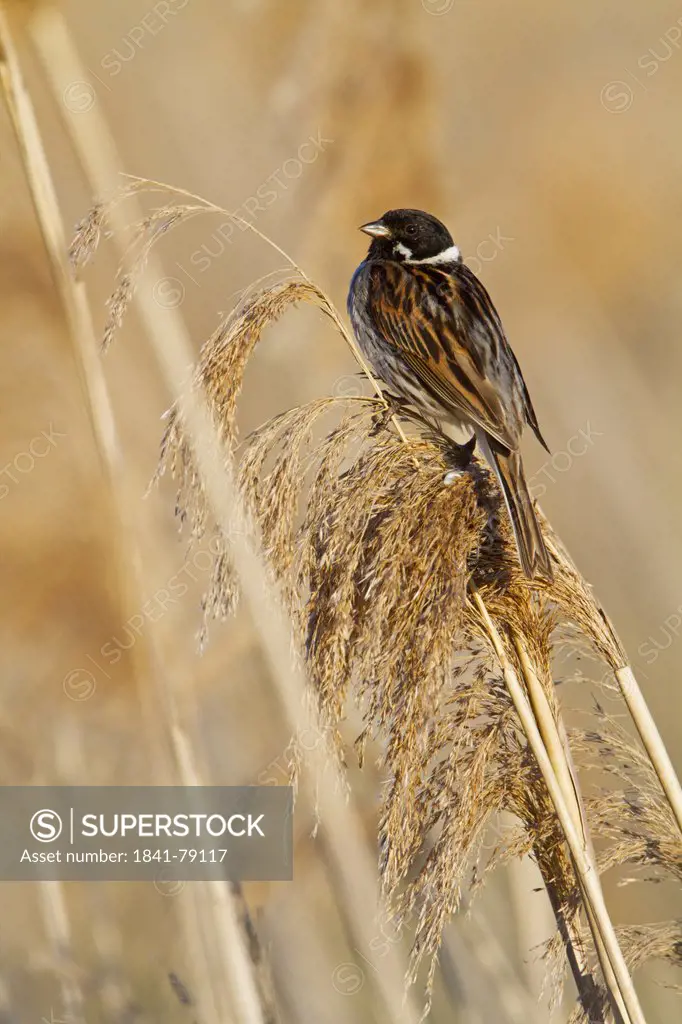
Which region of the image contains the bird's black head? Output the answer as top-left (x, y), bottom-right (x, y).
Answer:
top-left (359, 208), bottom-right (458, 264)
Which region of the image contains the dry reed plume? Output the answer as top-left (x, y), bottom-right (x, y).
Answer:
top-left (71, 180), bottom-right (682, 1023)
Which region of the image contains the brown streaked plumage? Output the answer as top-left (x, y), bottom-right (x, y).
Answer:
top-left (348, 208), bottom-right (552, 579)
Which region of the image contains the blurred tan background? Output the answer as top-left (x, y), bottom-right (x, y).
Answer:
top-left (1, 0), bottom-right (681, 1021)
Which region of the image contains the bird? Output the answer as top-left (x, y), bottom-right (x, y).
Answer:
top-left (347, 207), bottom-right (552, 580)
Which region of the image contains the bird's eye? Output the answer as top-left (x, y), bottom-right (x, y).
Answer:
top-left (405, 225), bottom-right (417, 237)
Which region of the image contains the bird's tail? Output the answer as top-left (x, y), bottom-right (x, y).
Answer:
top-left (478, 433), bottom-right (552, 580)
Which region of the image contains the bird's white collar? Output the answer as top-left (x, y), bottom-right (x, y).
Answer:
top-left (403, 243), bottom-right (462, 265)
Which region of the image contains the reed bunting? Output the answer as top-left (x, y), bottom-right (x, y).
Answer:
top-left (347, 208), bottom-right (552, 579)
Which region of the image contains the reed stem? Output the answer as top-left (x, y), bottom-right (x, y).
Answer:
top-left (470, 584), bottom-right (647, 1024)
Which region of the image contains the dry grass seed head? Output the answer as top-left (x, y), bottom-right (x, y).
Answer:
top-left (576, 705), bottom-right (682, 886)
top-left (68, 185), bottom-right (197, 340)
top-left (222, 378), bottom-right (553, 996)
top-left (565, 922), bottom-right (682, 1024)
top-left (155, 278), bottom-right (330, 543)
top-left (101, 204), bottom-right (208, 352)
top-left (239, 399), bottom-right (341, 586)
top-left (538, 515), bottom-right (628, 670)
top-left (69, 179), bottom-right (190, 272)
top-left (69, 200), bottom-right (106, 270)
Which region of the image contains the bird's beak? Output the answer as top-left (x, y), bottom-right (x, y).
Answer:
top-left (360, 221), bottom-right (391, 238)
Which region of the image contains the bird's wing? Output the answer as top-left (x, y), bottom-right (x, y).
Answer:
top-left (507, 346), bottom-right (551, 453)
top-left (365, 260), bottom-right (546, 453)
top-left (446, 264), bottom-right (549, 451)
